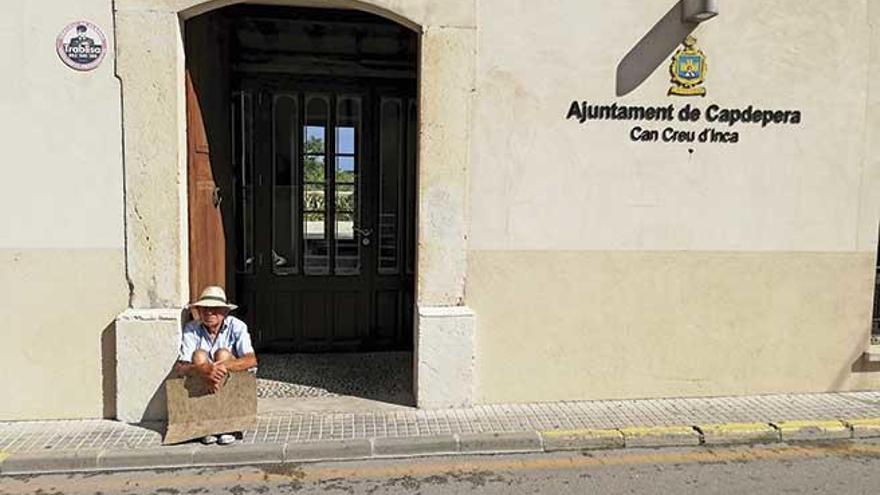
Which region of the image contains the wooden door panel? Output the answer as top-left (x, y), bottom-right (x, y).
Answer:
top-left (301, 292), bottom-right (330, 341)
top-left (271, 291), bottom-right (296, 345)
top-left (333, 292), bottom-right (364, 341)
top-left (186, 70), bottom-right (226, 300)
top-left (375, 291), bottom-right (398, 340)
top-left (186, 12), bottom-right (233, 302)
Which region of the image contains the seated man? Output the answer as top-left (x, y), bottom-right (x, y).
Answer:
top-left (175, 286), bottom-right (258, 445)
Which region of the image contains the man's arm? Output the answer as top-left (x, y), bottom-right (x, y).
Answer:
top-left (174, 360), bottom-right (211, 377)
top-left (217, 353), bottom-right (257, 372)
top-left (227, 319), bottom-right (258, 372)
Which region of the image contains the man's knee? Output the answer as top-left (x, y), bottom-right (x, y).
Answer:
top-left (214, 348), bottom-right (233, 363)
top-left (192, 349), bottom-right (210, 364)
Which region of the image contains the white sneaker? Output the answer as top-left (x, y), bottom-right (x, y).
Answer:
top-left (201, 435), bottom-right (218, 445)
top-left (217, 433), bottom-right (237, 445)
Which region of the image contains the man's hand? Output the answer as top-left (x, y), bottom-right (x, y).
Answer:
top-left (186, 362), bottom-right (227, 393)
top-left (207, 363), bottom-right (228, 393)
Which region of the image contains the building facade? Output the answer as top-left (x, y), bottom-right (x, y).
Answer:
top-left (3, 0), bottom-right (880, 421)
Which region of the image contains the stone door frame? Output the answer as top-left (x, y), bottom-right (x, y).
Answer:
top-left (114, 0), bottom-right (477, 422)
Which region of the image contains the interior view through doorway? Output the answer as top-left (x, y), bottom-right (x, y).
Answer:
top-left (185, 5), bottom-right (418, 408)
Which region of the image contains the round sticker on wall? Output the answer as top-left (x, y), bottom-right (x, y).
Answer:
top-left (56, 21), bottom-right (107, 71)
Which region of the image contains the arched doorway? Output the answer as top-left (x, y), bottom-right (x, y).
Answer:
top-left (186, 5), bottom-right (418, 361)
top-left (115, 0), bottom-right (475, 421)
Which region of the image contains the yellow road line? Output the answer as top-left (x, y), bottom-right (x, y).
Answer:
top-left (5, 443), bottom-right (880, 494)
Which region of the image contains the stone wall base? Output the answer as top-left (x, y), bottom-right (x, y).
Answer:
top-left (416, 305), bottom-right (476, 408)
top-left (115, 308), bottom-right (183, 422)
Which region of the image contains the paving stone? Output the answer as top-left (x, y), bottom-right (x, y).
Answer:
top-left (844, 418), bottom-right (880, 439)
top-left (1, 449), bottom-right (101, 475)
top-left (372, 435), bottom-right (458, 456)
top-left (458, 432), bottom-right (543, 453)
top-left (772, 420), bottom-right (852, 442)
top-left (284, 439), bottom-right (372, 462)
top-left (257, 353), bottom-right (413, 402)
top-left (698, 422), bottom-right (780, 445)
top-left (99, 445), bottom-right (198, 471)
top-left (541, 429), bottom-right (624, 451)
top-left (193, 442), bottom-right (285, 466)
top-left (620, 425), bottom-right (702, 448)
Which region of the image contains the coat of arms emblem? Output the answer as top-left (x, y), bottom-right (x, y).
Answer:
top-left (668, 35), bottom-right (707, 97)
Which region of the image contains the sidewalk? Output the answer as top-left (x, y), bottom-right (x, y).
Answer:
top-left (3, 391), bottom-right (880, 475)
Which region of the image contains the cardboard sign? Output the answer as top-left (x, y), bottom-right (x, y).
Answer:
top-left (163, 371), bottom-right (257, 445)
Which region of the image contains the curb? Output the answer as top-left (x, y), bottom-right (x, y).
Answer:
top-left (620, 426), bottom-right (701, 448)
top-left (2, 418), bottom-right (878, 476)
top-left (697, 422), bottom-right (781, 445)
top-left (540, 428), bottom-right (624, 451)
top-left (843, 418), bottom-right (880, 439)
top-left (771, 420), bottom-right (852, 442)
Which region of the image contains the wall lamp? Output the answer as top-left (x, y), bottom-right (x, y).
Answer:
top-left (682, 0), bottom-right (719, 23)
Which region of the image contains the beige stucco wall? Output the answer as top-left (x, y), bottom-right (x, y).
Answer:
top-left (468, 0), bottom-right (880, 403)
top-left (6, 0), bottom-right (880, 418)
top-left (0, 1), bottom-right (128, 419)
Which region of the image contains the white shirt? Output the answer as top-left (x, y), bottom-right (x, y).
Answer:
top-left (177, 315), bottom-right (255, 363)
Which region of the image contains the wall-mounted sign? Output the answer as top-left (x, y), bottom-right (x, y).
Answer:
top-left (669, 36), bottom-right (707, 97)
top-left (56, 21), bottom-right (107, 71)
top-left (566, 102), bottom-right (803, 145)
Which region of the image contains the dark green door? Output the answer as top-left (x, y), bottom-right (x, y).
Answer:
top-left (233, 82), bottom-right (417, 352)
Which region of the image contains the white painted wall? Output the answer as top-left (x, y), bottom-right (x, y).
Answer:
top-left (0, 0), bottom-right (128, 420)
top-left (468, 0), bottom-right (880, 403)
top-left (0, 0), bottom-right (124, 250)
top-left (469, 0), bottom-right (875, 253)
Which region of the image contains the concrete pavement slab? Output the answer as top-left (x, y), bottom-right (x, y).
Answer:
top-left (98, 445), bottom-right (198, 471)
top-left (620, 426), bottom-right (702, 448)
top-left (698, 422), bottom-right (780, 445)
top-left (1, 449), bottom-right (101, 475)
top-left (284, 439), bottom-right (372, 462)
top-left (458, 432), bottom-right (543, 453)
top-left (193, 442), bottom-right (285, 466)
top-left (372, 435), bottom-right (458, 457)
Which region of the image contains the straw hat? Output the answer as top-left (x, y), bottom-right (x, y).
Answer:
top-left (189, 286), bottom-right (238, 310)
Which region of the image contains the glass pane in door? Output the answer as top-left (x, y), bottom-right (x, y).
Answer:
top-left (272, 94), bottom-right (298, 275)
top-left (378, 98), bottom-right (402, 274)
top-left (232, 92), bottom-right (255, 274)
top-left (406, 98), bottom-right (417, 275)
top-left (335, 96), bottom-right (361, 275)
top-left (303, 95), bottom-right (329, 275)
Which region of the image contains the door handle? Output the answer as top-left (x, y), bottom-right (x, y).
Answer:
top-left (353, 227), bottom-right (372, 246)
top-left (272, 250), bottom-right (288, 266)
top-left (212, 186), bottom-right (222, 208)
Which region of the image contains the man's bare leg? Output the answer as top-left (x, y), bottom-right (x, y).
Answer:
top-left (192, 349), bottom-right (210, 365)
top-left (213, 348), bottom-right (233, 364)
top-left (211, 348), bottom-right (238, 445)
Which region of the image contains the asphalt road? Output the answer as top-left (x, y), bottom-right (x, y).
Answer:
top-left (4, 440), bottom-right (880, 494)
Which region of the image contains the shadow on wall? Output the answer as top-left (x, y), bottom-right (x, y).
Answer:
top-left (101, 321), bottom-right (116, 419)
top-left (851, 355), bottom-right (880, 374)
top-left (616, 0), bottom-right (698, 96)
top-left (133, 308), bottom-right (195, 422)
top-left (102, 318), bottom-right (176, 421)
